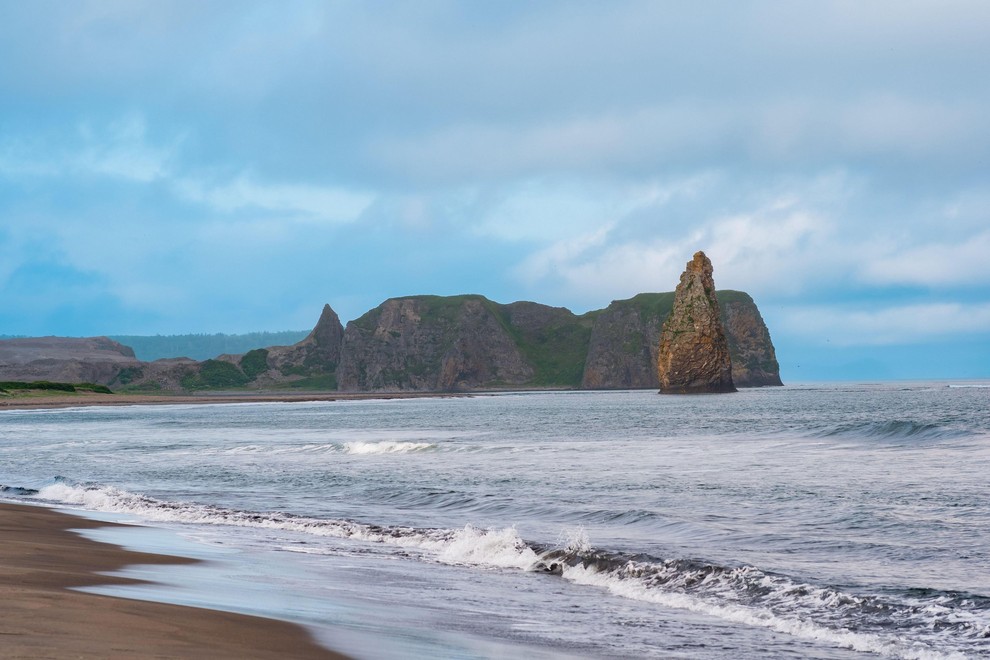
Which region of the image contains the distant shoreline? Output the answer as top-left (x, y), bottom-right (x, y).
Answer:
top-left (0, 390), bottom-right (472, 411)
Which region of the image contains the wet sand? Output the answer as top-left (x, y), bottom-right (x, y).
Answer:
top-left (0, 502), bottom-right (346, 659)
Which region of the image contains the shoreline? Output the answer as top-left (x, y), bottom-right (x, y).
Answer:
top-left (0, 389), bottom-right (471, 411)
top-left (0, 502), bottom-right (346, 658)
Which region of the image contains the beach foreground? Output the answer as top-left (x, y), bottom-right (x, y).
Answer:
top-left (0, 503), bottom-right (344, 659)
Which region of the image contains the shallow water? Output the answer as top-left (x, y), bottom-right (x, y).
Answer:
top-left (2, 383), bottom-right (989, 658)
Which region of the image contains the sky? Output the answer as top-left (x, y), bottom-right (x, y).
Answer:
top-left (1, 1), bottom-right (988, 382)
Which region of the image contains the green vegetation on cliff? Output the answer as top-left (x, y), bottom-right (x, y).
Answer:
top-left (180, 359), bottom-right (250, 390)
top-left (0, 381), bottom-right (113, 394)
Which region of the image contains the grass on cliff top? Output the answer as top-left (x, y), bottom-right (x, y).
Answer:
top-left (343, 290), bottom-right (760, 391)
top-left (608, 290), bottom-right (752, 321)
top-left (349, 294), bottom-right (594, 388)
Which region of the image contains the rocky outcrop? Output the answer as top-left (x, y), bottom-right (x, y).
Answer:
top-left (719, 292), bottom-right (783, 387)
top-left (336, 296), bottom-right (534, 391)
top-left (261, 304), bottom-right (345, 386)
top-left (656, 252), bottom-right (736, 394)
top-left (581, 291), bottom-right (780, 389)
top-left (581, 293), bottom-right (672, 389)
top-left (0, 287), bottom-right (780, 393)
top-left (0, 336), bottom-right (140, 384)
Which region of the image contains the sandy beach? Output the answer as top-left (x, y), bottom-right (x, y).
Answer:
top-left (0, 502), bottom-right (345, 659)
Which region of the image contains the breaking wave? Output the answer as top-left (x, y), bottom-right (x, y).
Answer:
top-left (20, 479), bottom-right (990, 659)
top-left (342, 441), bottom-right (435, 455)
top-left (813, 420), bottom-right (969, 441)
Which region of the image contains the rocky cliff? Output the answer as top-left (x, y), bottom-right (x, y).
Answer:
top-left (336, 296), bottom-right (555, 391)
top-left (656, 251), bottom-right (736, 394)
top-left (719, 291), bottom-right (783, 387)
top-left (581, 293), bottom-right (672, 389)
top-left (0, 336), bottom-right (140, 384)
top-left (1, 288), bottom-right (781, 393)
top-left (581, 291), bottom-right (780, 389)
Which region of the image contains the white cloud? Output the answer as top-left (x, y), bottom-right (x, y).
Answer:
top-left (0, 115), bottom-right (174, 182)
top-left (780, 302), bottom-right (990, 346)
top-left (73, 115), bottom-right (174, 182)
top-left (174, 175), bottom-right (374, 224)
top-left (513, 185), bottom-right (841, 305)
top-left (859, 231), bottom-right (990, 287)
top-left (472, 178), bottom-right (678, 243)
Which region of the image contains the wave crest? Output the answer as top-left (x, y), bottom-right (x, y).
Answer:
top-left (28, 479), bottom-right (990, 659)
top-left (815, 420), bottom-right (966, 441)
top-left (342, 441), bottom-right (436, 455)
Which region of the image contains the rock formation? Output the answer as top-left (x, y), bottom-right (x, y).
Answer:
top-left (261, 304), bottom-right (345, 385)
top-left (0, 286), bottom-right (781, 393)
top-left (0, 336), bottom-right (140, 384)
top-left (581, 291), bottom-right (780, 389)
top-left (719, 292), bottom-right (783, 387)
top-left (656, 252), bottom-right (737, 394)
top-left (336, 296), bottom-right (536, 391)
top-left (581, 293), bottom-right (672, 389)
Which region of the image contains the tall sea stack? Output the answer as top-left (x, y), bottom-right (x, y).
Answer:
top-left (657, 251), bottom-right (736, 394)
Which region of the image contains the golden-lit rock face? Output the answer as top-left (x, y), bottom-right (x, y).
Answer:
top-left (657, 251), bottom-right (737, 394)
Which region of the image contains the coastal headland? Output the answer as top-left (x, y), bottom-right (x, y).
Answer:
top-left (0, 502), bottom-right (345, 658)
top-left (0, 289), bottom-right (783, 396)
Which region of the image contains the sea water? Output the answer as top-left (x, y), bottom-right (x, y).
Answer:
top-left (1, 383), bottom-right (989, 658)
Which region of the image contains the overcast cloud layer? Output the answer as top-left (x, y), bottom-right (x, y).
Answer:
top-left (1, 1), bottom-right (988, 380)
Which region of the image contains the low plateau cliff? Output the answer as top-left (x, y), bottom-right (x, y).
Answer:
top-left (336, 296), bottom-right (592, 391)
top-left (656, 251), bottom-right (736, 394)
top-left (0, 336), bottom-right (140, 385)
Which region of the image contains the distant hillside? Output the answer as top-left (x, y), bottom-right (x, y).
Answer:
top-left (108, 331), bottom-right (309, 362)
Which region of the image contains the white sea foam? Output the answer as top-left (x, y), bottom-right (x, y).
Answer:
top-left (342, 441), bottom-right (435, 455)
top-left (36, 482), bottom-right (536, 571)
top-left (33, 481), bottom-right (977, 659)
top-left (560, 564), bottom-right (964, 660)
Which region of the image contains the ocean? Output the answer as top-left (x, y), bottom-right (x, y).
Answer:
top-left (2, 382), bottom-right (989, 659)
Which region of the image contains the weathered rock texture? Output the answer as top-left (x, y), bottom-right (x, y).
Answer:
top-left (581, 293), bottom-right (672, 389)
top-left (0, 337), bottom-right (140, 384)
top-left (337, 296), bottom-right (537, 391)
top-left (581, 291), bottom-right (780, 389)
top-left (260, 304), bottom-right (345, 387)
top-left (0, 289), bottom-right (780, 393)
top-left (719, 292), bottom-right (783, 387)
top-left (656, 252), bottom-right (737, 394)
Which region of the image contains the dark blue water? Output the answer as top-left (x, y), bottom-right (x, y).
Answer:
top-left (2, 383), bottom-right (988, 658)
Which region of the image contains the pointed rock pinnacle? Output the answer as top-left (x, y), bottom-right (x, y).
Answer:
top-left (657, 251), bottom-right (736, 394)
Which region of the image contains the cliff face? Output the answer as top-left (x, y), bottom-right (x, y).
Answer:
top-left (2, 290), bottom-right (781, 393)
top-left (656, 251), bottom-right (736, 394)
top-left (581, 293), bottom-right (671, 389)
top-left (581, 291), bottom-right (780, 389)
top-left (0, 336), bottom-right (140, 384)
top-left (719, 292), bottom-right (783, 387)
top-left (336, 296), bottom-right (535, 391)
top-left (261, 304), bottom-right (345, 387)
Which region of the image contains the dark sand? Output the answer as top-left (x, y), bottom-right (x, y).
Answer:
top-left (0, 502), bottom-right (346, 659)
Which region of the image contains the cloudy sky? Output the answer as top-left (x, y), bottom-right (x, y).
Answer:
top-left (1, 1), bottom-right (988, 381)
